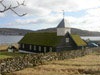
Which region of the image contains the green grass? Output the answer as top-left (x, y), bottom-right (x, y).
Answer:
top-left (71, 35), bottom-right (87, 46)
top-left (0, 52), bottom-right (25, 59)
top-left (19, 32), bottom-right (63, 46)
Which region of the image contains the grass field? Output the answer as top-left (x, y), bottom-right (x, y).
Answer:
top-left (0, 52), bottom-right (25, 59)
top-left (7, 52), bottom-right (100, 75)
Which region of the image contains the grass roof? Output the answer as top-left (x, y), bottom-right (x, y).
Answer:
top-left (19, 32), bottom-right (86, 47)
top-left (19, 32), bottom-right (63, 47)
top-left (71, 35), bottom-right (87, 46)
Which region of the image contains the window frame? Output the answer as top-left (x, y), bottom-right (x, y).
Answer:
top-left (30, 45), bottom-right (32, 50)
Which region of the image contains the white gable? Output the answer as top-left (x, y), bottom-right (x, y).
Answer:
top-left (57, 18), bottom-right (71, 36)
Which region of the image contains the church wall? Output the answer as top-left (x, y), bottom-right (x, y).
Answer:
top-left (56, 33), bottom-right (78, 52)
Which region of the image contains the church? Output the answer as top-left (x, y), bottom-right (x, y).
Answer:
top-left (18, 18), bottom-right (87, 53)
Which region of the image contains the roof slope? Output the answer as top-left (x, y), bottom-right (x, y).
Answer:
top-left (57, 18), bottom-right (70, 28)
top-left (71, 35), bottom-right (87, 46)
top-left (19, 32), bottom-right (63, 47)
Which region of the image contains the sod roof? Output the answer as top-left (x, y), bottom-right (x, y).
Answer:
top-left (19, 32), bottom-right (87, 47)
top-left (19, 32), bottom-right (63, 47)
top-left (71, 35), bottom-right (87, 46)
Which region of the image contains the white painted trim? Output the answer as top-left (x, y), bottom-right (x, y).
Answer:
top-left (44, 47), bottom-right (46, 53)
top-left (19, 50), bottom-right (36, 54)
top-left (22, 44), bottom-right (24, 49)
top-left (30, 45), bottom-right (32, 50)
top-left (34, 45), bottom-right (36, 51)
top-left (39, 46), bottom-right (41, 52)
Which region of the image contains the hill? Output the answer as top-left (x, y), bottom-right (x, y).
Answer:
top-left (0, 28), bottom-right (32, 35)
top-left (0, 28), bottom-right (100, 36)
top-left (38, 28), bottom-right (100, 36)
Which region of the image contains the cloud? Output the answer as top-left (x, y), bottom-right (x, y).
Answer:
top-left (4, 7), bottom-right (100, 31)
top-left (66, 8), bottom-right (100, 32)
top-left (2, 0), bottom-right (100, 16)
top-left (29, 0), bottom-right (100, 12)
top-left (0, 13), bottom-right (5, 17)
top-left (1, 0), bottom-right (100, 32)
top-left (86, 8), bottom-right (100, 16)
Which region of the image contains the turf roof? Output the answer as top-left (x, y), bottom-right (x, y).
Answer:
top-left (19, 32), bottom-right (87, 47)
top-left (19, 32), bottom-right (63, 47)
top-left (71, 35), bottom-right (87, 46)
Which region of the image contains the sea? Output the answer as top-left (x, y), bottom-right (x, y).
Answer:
top-left (0, 35), bottom-right (100, 45)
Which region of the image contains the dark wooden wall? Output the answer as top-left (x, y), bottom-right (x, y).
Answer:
top-left (56, 33), bottom-right (78, 52)
top-left (19, 43), bottom-right (56, 53)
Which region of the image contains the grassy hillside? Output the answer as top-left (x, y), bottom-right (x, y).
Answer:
top-left (0, 28), bottom-right (100, 36)
top-left (38, 28), bottom-right (100, 36)
top-left (7, 51), bottom-right (100, 75)
top-left (0, 28), bottom-right (32, 35)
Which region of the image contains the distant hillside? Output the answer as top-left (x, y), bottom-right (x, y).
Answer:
top-left (0, 28), bottom-right (100, 36)
top-left (0, 28), bottom-right (33, 35)
top-left (38, 28), bottom-right (100, 36)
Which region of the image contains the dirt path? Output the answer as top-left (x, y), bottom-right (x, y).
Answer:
top-left (7, 52), bottom-right (100, 75)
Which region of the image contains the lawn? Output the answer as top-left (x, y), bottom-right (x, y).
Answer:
top-left (7, 52), bottom-right (100, 75)
top-left (0, 52), bottom-right (25, 59)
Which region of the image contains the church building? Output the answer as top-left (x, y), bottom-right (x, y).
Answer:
top-left (18, 18), bottom-right (87, 53)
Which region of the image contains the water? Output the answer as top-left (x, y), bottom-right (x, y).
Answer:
top-left (81, 36), bottom-right (100, 41)
top-left (0, 35), bottom-right (23, 45)
top-left (0, 35), bottom-right (100, 45)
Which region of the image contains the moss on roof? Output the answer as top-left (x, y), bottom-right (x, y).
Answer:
top-left (19, 32), bottom-right (87, 47)
top-left (71, 35), bottom-right (87, 46)
top-left (19, 32), bottom-right (63, 47)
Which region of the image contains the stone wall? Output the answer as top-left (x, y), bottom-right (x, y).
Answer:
top-left (0, 47), bottom-right (99, 74)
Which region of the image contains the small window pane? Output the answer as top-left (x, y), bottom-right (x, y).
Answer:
top-left (34, 45), bottom-right (36, 51)
top-left (30, 45), bottom-right (32, 50)
top-left (66, 38), bottom-right (69, 42)
top-left (44, 47), bottom-right (46, 53)
top-left (22, 44), bottom-right (24, 49)
top-left (50, 47), bottom-right (52, 52)
top-left (39, 46), bottom-right (41, 52)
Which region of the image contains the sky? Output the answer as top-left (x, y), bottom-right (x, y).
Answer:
top-left (0, 0), bottom-right (100, 31)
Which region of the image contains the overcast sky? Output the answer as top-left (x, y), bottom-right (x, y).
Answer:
top-left (0, 0), bottom-right (100, 31)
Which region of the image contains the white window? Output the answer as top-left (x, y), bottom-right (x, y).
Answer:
top-left (22, 44), bottom-right (24, 49)
top-left (50, 47), bottom-right (52, 52)
top-left (34, 45), bottom-right (36, 51)
top-left (66, 38), bottom-right (69, 42)
top-left (44, 47), bottom-right (46, 53)
top-left (39, 46), bottom-right (41, 52)
top-left (30, 45), bottom-right (32, 50)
